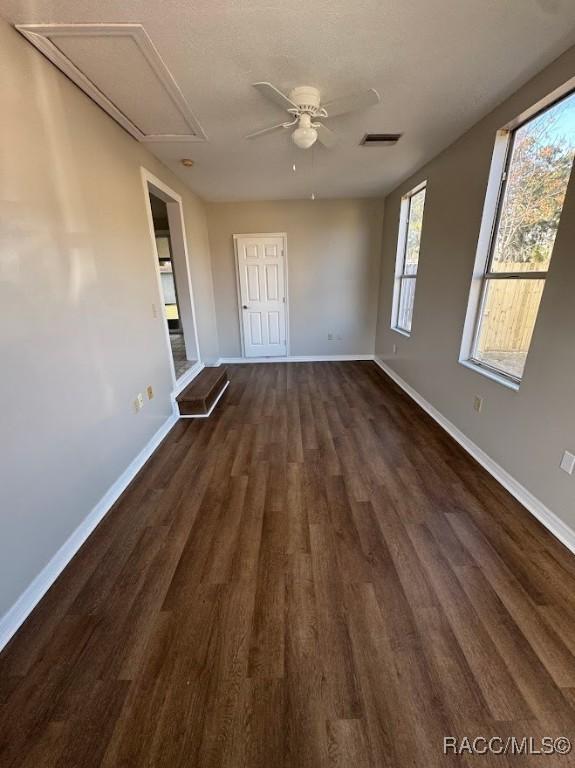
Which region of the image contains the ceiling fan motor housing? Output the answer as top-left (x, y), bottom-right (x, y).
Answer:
top-left (289, 85), bottom-right (322, 115)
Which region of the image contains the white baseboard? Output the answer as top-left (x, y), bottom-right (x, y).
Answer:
top-left (217, 354), bottom-right (375, 365)
top-left (373, 356), bottom-right (575, 556)
top-left (0, 411), bottom-right (179, 653)
top-left (201, 357), bottom-right (222, 367)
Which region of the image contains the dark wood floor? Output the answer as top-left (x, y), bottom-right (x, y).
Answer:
top-left (1, 362), bottom-right (575, 767)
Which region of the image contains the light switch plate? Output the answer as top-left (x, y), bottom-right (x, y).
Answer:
top-left (560, 450), bottom-right (575, 475)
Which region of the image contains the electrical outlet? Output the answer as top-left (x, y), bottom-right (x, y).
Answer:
top-left (473, 395), bottom-right (483, 413)
top-left (133, 398), bottom-right (141, 414)
top-left (147, 385), bottom-right (154, 400)
top-left (151, 303), bottom-right (158, 319)
top-left (392, 344), bottom-right (398, 354)
top-left (137, 393), bottom-right (144, 409)
top-left (560, 450), bottom-right (575, 475)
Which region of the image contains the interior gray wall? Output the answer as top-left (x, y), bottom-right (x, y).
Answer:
top-left (0, 19), bottom-right (219, 620)
top-left (206, 199), bottom-right (384, 358)
top-left (375, 45), bottom-right (575, 529)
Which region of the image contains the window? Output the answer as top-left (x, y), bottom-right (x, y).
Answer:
top-left (463, 87), bottom-right (575, 384)
top-left (392, 183), bottom-right (427, 334)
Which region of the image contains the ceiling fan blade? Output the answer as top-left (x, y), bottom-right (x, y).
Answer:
top-left (323, 88), bottom-right (380, 118)
top-left (253, 82), bottom-right (298, 111)
top-left (245, 122), bottom-right (287, 139)
top-left (316, 123), bottom-right (338, 149)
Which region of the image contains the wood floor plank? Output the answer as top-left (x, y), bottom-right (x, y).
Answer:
top-left (198, 583), bottom-right (256, 768)
top-left (2, 361), bottom-right (575, 767)
top-left (447, 510), bottom-right (575, 688)
top-left (454, 563), bottom-right (573, 719)
top-left (344, 582), bottom-right (422, 768)
top-left (224, 677), bottom-right (286, 768)
top-left (326, 718), bottom-right (373, 768)
top-left (247, 498), bottom-right (287, 679)
top-left (284, 552), bottom-right (329, 768)
top-left (309, 521), bottom-right (363, 719)
top-left (407, 522), bottom-right (534, 721)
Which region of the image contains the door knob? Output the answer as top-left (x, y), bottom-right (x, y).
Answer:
top-left (242, 305), bottom-right (248, 309)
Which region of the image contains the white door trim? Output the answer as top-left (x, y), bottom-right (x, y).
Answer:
top-left (141, 168), bottom-right (202, 389)
top-left (233, 233), bottom-right (290, 358)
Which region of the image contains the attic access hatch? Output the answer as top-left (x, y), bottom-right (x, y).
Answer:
top-left (16, 23), bottom-right (207, 143)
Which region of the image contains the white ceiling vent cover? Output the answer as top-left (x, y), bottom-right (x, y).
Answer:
top-left (16, 24), bottom-right (207, 143)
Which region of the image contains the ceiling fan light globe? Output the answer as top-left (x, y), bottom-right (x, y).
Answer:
top-left (292, 126), bottom-right (318, 149)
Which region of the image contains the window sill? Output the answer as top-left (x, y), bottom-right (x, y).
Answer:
top-left (459, 359), bottom-right (520, 391)
top-left (391, 327), bottom-right (411, 338)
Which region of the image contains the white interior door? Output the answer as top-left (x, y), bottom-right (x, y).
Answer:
top-left (235, 234), bottom-right (287, 358)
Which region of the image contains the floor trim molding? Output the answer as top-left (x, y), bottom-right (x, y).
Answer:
top-left (373, 356), bottom-right (575, 556)
top-left (0, 412), bottom-right (179, 653)
top-left (216, 354), bottom-right (375, 365)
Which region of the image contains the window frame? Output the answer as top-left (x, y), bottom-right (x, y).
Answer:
top-left (391, 181), bottom-right (427, 336)
top-left (460, 77), bottom-right (575, 389)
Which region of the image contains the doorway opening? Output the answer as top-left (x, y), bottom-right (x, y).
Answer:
top-left (142, 170), bottom-right (200, 385)
top-left (149, 194), bottom-right (191, 378)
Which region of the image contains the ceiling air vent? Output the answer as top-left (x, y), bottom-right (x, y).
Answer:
top-left (360, 133), bottom-right (402, 146)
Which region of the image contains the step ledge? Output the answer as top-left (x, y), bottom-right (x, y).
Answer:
top-left (178, 380), bottom-right (230, 419)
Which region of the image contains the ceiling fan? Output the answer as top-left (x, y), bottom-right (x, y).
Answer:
top-left (246, 82), bottom-right (380, 149)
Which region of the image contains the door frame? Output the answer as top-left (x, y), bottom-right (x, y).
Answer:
top-left (141, 167), bottom-right (202, 389)
top-left (233, 232), bottom-right (290, 359)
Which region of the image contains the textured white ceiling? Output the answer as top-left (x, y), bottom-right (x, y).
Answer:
top-left (2, 0), bottom-right (575, 201)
